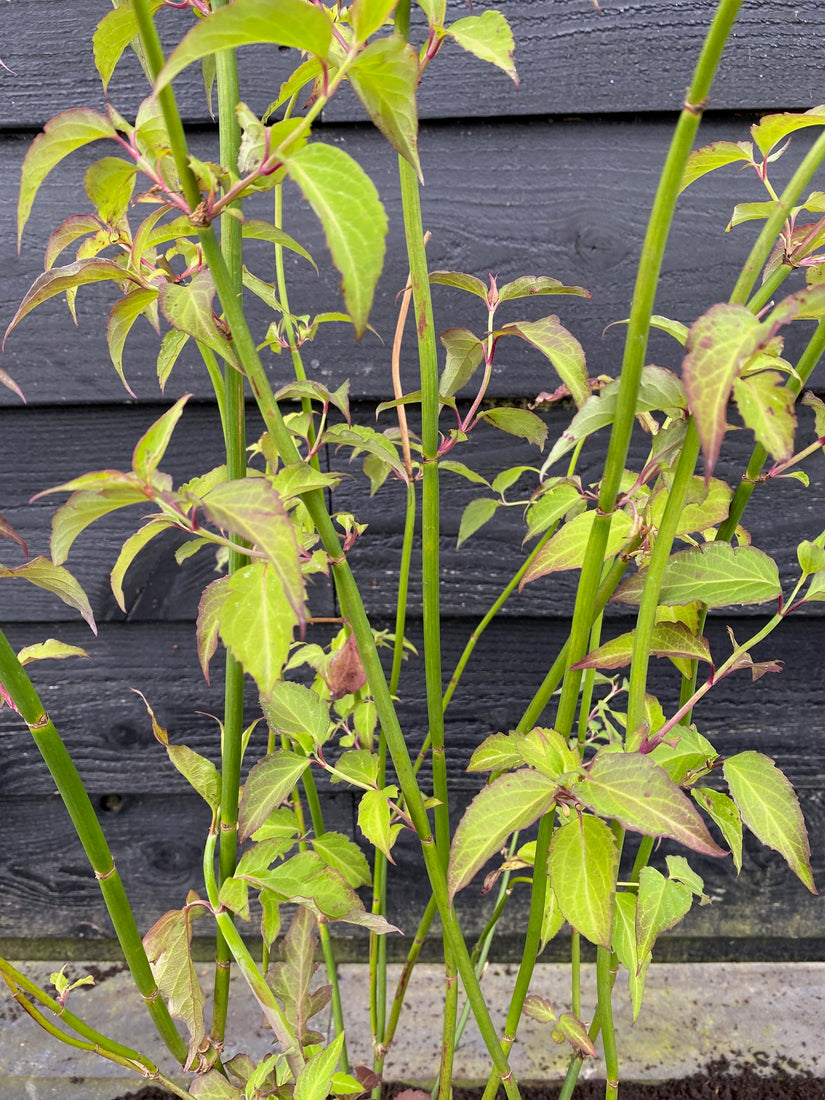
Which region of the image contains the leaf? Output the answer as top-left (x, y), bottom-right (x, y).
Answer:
top-left (93, 0), bottom-right (163, 92)
top-left (497, 317), bottom-right (588, 408)
top-left (648, 475), bottom-right (733, 538)
top-left (682, 304), bottom-right (768, 477)
top-left (107, 288), bottom-right (159, 395)
top-left (238, 749), bottom-right (310, 842)
top-left (328, 633), bottom-right (368, 701)
top-left (266, 906), bottom-right (329, 1045)
top-left (331, 749), bottom-right (380, 788)
top-left (218, 562), bottom-right (299, 697)
top-left (241, 218), bottom-right (316, 270)
top-left (497, 276), bottom-right (590, 303)
top-left (157, 329), bottom-right (190, 391)
top-left (190, 1071), bottom-right (243, 1099)
top-left (692, 787), bottom-right (743, 873)
top-left (156, 0), bottom-right (333, 90)
top-left (131, 395), bottom-right (190, 485)
top-left (521, 509), bottom-right (633, 588)
top-left (312, 832), bottom-right (371, 888)
top-left (466, 732), bottom-right (524, 774)
top-left (516, 727), bottom-right (580, 779)
top-left (294, 1033), bottom-right (345, 1100)
top-left (635, 866), bottom-right (692, 960)
top-left (351, 0), bottom-right (400, 41)
top-left (349, 37), bottom-right (420, 175)
top-left (751, 106), bottom-right (825, 158)
top-left (18, 109), bottom-right (117, 247)
top-left (448, 770), bottom-right (557, 900)
top-left (17, 639), bottom-right (89, 666)
top-left (261, 681), bottom-right (330, 752)
top-left (522, 993), bottom-right (556, 1022)
top-left (724, 752), bottom-right (816, 892)
top-left (324, 423), bottom-right (408, 481)
top-left (430, 270), bottom-right (488, 300)
top-left (446, 10), bottom-right (517, 84)
top-left (478, 407), bottom-right (548, 449)
top-left (4, 260), bottom-right (136, 349)
top-left (613, 543), bottom-right (782, 609)
top-left (523, 480), bottom-right (583, 542)
top-left (548, 813), bottom-right (617, 948)
top-left (439, 459), bottom-right (490, 488)
top-left (439, 328), bottom-right (485, 398)
top-left (358, 786), bottom-right (401, 862)
top-left (457, 498), bottom-right (500, 547)
top-left (0, 512), bottom-right (28, 558)
top-left (49, 481), bottom-right (150, 567)
top-left (143, 906), bottom-right (206, 1066)
top-left (285, 143), bottom-right (387, 337)
top-left (732, 370), bottom-right (796, 463)
top-left (0, 558), bottom-right (96, 633)
top-left (679, 140), bottom-right (754, 194)
top-left (572, 622), bottom-right (711, 671)
top-left (572, 752), bottom-right (725, 856)
top-left (85, 156), bottom-right (137, 225)
top-left (195, 576), bottom-right (228, 683)
top-left (158, 270), bottom-right (237, 367)
top-left (552, 1013), bottom-right (599, 1059)
top-left (665, 854), bottom-right (708, 901)
top-left (649, 724), bottom-right (718, 785)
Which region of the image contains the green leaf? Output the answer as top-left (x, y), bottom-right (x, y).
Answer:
top-left (195, 576), bottom-right (228, 683)
top-left (522, 994), bottom-right (556, 1023)
top-left (351, 0), bottom-right (399, 41)
top-left (18, 109), bottom-right (117, 247)
top-left (521, 509), bottom-right (633, 588)
top-left (467, 732), bottom-right (525, 774)
top-left (496, 317), bottom-right (588, 408)
top-left (261, 681), bottom-right (330, 752)
top-left (613, 543), bottom-right (782, 609)
top-left (93, 0), bottom-right (163, 92)
top-left (692, 787), bottom-right (743, 873)
top-left (649, 724), bottom-right (718, 785)
top-left (724, 751), bottom-right (816, 892)
top-left (238, 749), bottom-right (310, 842)
top-left (541, 366), bottom-right (685, 473)
top-left (446, 10), bottom-right (517, 84)
top-left (727, 200), bottom-right (778, 231)
top-left (572, 752), bottom-right (725, 856)
top-left (132, 394), bottom-right (189, 484)
top-left (107, 288), bottom-right (159, 395)
top-left (540, 886), bottom-right (566, 952)
top-left (497, 275), bottom-right (590, 303)
top-left (751, 106), bottom-right (825, 158)
top-left (572, 622), bottom-right (712, 672)
top-left (548, 813), bottom-right (617, 948)
top-left (255, 851), bottom-right (364, 920)
top-left (84, 156), bottom-right (137, 225)
top-left (200, 477), bottom-right (305, 622)
top-left (156, 329), bottom-right (190, 391)
top-left (349, 37), bottom-right (420, 175)
top-left (439, 328), bottom-right (485, 398)
top-left (552, 1013), bottom-right (599, 1059)
top-left (635, 866), bottom-right (692, 960)
top-left (190, 1071), bottom-right (242, 1099)
top-left (682, 304), bottom-right (768, 477)
top-left (430, 270), bottom-right (488, 300)
top-left (448, 770), bottom-right (557, 900)
top-left (218, 561), bottom-right (298, 697)
top-left (732, 370), bottom-right (796, 463)
top-left (457, 498), bottom-right (500, 547)
top-left (478, 407), bottom-right (548, 449)
top-left (4, 260), bottom-right (136, 349)
top-left (516, 727), bottom-right (580, 779)
top-left (330, 749), bottom-right (380, 788)
top-left (158, 270), bottom-right (237, 367)
top-left (679, 140), bottom-right (754, 194)
top-left (241, 218), bottom-right (316, 270)
top-left (439, 459), bottom-right (490, 488)
top-left (0, 558), bottom-right (96, 633)
top-left (418, 0), bottom-right (446, 25)
top-left (44, 215), bottom-right (103, 270)
top-left (285, 143), bottom-right (387, 337)
top-left (524, 479), bottom-right (583, 542)
top-left (156, 0), bottom-right (332, 91)
top-left (357, 786), bottom-right (401, 862)
top-left (665, 854), bottom-right (707, 901)
top-left (313, 832), bottom-right (372, 889)
top-left (295, 1033), bottom-right (345, 1100)
top-left (324, 423), bottom-right (407, 481)
top-left (648, 475), bottom-right (733, 538)
top-left (49, 482), bottom-right (149, 567)
top-left (17, 639), bottom-right (89, 666)
top-left (143, 906), bottom-right (206, 1061)
top-left (266, 906), bottom-right (330, 1045)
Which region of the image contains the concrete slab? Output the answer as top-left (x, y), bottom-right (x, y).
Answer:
top-left (0, 961), bottom-right (822, 1098)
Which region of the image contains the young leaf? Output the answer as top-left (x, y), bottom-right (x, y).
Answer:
top-left (521, 508), bottom-right (633, 588)
top-left (157, 329), bottom-right (190, 391)
top-left (732, 370), bottom-right (796, 463)
top-left (130, 395), bottom-right (190, 485)
top-left (17, 639), bottom-right (89, 666)
top-left (446, 10), bottom-right (517, 84)
top-left (18, 109), bottom-right (117, 247)
top-left (266, 906), bottom-right (330, 1045)
top-left (466, 732), bottom-right (525, 774)
top-left (242, 219), bottom-right (316, 270)
top-left (478, 407), bottom-right (548, 449)
top-left (158, 271), bottom-right (237, 367)
top-left (261, 681), bottom-right (330, 751)
top-left (572, 752), bottom-right (725, 856)
top-left (496, 317), bottom-right (588, 408)
top-left (448, 769), bottom-right (557, 900)
top-left (351, 0), bottom-right (400, 42)
top-left (285, 143), bottom-right (387, 337)
top-left (196, 575), bottom-right (228, 682)
top-left (613, 543), bottom-right (782, 609)
top-left (540, 886), bottom-right (566, 952)
top-left (218, 561), bottom-right (299, 697)
top-left (552, 1013), bottom-right (599, 1059)
top-left (312, 832), bottom-right (372, 889)
top-left (678, 140), bottom-right (754, 194)
top-left (665, 854), bottom-right (708, 901)
top-left (294, 1032), bottom-right (345, 1100)
top-left (155, 0), bottom-right (333, 91)
top-left (108, 288), bottom-right (159, 394)
top-left (190, 1071), bottom-right (243, 1099)
top-left (751, 106), bottom-right (825, 158)
top-left (331, 748), bottom-right (380, 788)
top-left (0, 558), bottom-right (96, 633)
top-left (522, 993), bottom-right (557, 1023)
top-left (649, 724), bottom-right (718, 785)
top-left (724, 752), bottom-right (816, 893)
top-left (143, 906), bottom-right (206, 1066)
top-left (439, 328), bottom-right (485, 398)
top-left (238, 749), bottom-right (310, 841)
top-left (348, 37), bottom-right (420, 175)
top-left (571, 622), bottom-right (711, 672)
top-left (692, 787), bottom-right (743, 873)
top-left (93, 0), bottom-right (163, 91)
top-left (497, 275), bottom-right (590, 303)
top-left (635, 865), bottom-right (692, 960)
top-left (523, 479), bottom-right (583, 542)
top-left (358, 786), bottom-right (401, 862)
top-left (548, 813), bottom-right (617, 948)
top-left (85, 156), bottom-right (137, 225)
top-left (430, 270), bottom-right (488, 300)
top-left (457, 498), bottom-right (500, 547)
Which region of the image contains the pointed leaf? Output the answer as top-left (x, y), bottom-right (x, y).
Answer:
top-left (143, 906), bottom-right (206, 1063)
top-left (158, 270), bottom-right (237, 366)
top-left (93, 0), bottom-right (163, 92)
top-left (448, 769), bottom-right (557, 900)
top-left (649, 724), bottom-right (718, 785)
top-left (157, 328), bottom-right (190, 391)
top-left (457, 497), bottom-right (500, 547)
top-left (349, 37), bottom-right (420, 174)
top-left (261, 680), bottom-right (330, 751)
top-left (572, 752), bottom-right (725, 856)
top-left (552, 1013), bottom-right (598, 1059)
top-left (196, 575), bottom-right (229, 682)
top-left (497, 276), bottom-right (590, 303)
top-left (50, 482), bottom-right (149, 565)
top-left (17, 639), bottom-right (89, 666)
top-left (447, 10), bottom-right (517, 84)
top-left (0, 558), bottom-right (96, 633)
top-left (285, 143), bottom-right (387, 337)
top-left (242, 219), bottom-right (316, 270)
top-left (613, 543), bottom-right (782, 609)
top-left (45, 214), bottom-right (104, 270)
top-left (110, 520), bottom-right (174, 613)
top-left (521, 508), bottom-right (633, 588)
top-left (724, 751), bottom-right (816, 892)
top-left (132, 395), bottom-right (190, 484)
top-left (497, 317), bottom-right (588, 407)
top-left (439, 327), bottom-right (485, 398)
top-left (312, 832), bottom-right (372, 889)
top-left (107, 289), bottom-right (159, 394)
top-left (478, 406), bottom-right (548, 448)
top-left (18, 109), bottom-right (117, 247)
top-left (358, 786), bottom-right (400, 862)
top-left (466, 732), bottom-right (524, 774)
top-left (692, 787), bottom-right (743, 873)
top-left (635, 866), bottom-right (692, 960)
top-left (218, 561), bottom-right (298, 697)
top-left (733, 370), bottom-right (796, 463)
top-left (351, 0), bottom-right (399, 41)
top-left (679, 140), bottom-right (754, 194)
top-left (295, 1033), bottom-right (345, 1100)
top-left (548, 813), bottom-right (617, 948)
top-left (156, 0), bottom-right (332, 90)
top-left (267, 906), bottom-right (327, 1044)
top-left (751, 106), bottom-right (825, 158)
top-left (238, 749), bottom-right (310, 841)
top-left (430, 270), bottom-right (488, 300)
top-left (572, 622), bottom-right (711, 671)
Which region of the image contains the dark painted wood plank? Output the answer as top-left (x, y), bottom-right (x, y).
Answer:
top-left (4, 115), bottom-right (821, 405)
top-left (2, 1), bottom-right (825, 129)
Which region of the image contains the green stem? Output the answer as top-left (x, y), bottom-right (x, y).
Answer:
top-left (597, 947), bottom-right (618, 1098)
top-left (378, 894), bottom-right (438, 1068)
top-left (0, 630), bottom-right (186, 1064)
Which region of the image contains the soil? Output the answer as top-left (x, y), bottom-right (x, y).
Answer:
top-left (112, 1062), bottom-right (825, 1100)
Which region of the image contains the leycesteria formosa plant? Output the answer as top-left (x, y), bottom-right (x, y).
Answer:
top-left (0, 1), bottom-right (823, 1098)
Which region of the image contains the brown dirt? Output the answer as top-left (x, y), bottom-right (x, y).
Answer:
top-left (113, 1062), bottom-right (825, 1100)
